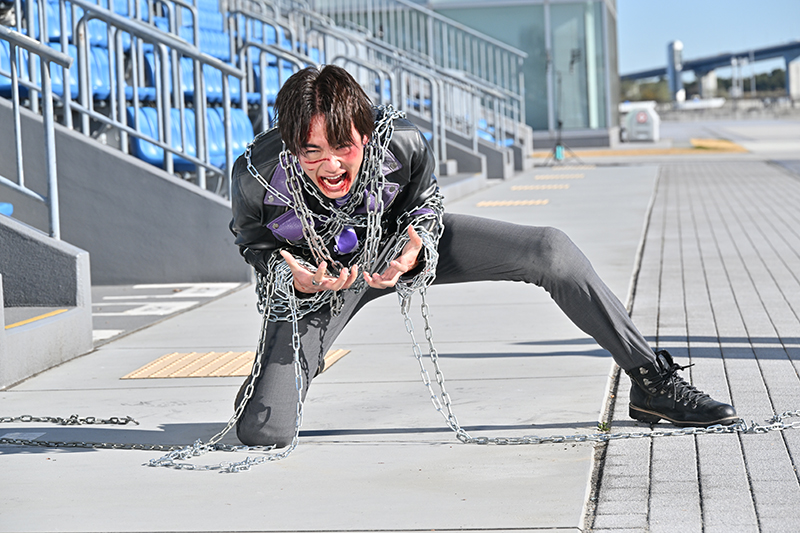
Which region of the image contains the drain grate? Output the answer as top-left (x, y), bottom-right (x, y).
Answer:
top-left (122, 349), bottom-right (351, 379)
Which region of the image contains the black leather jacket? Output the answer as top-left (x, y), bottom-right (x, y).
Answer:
top-left (229, 116), bottom-right (442, 276)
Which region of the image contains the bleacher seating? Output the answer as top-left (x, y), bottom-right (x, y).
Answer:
top-left (2, 0), bottom-right (527, 189)
top-left (126, 105), bottom-right (253, 172)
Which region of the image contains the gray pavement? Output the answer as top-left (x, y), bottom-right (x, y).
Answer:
top-left (591, 158), bottom-right (800, 532)
top-left (3, 118), bottom-right (800, 532)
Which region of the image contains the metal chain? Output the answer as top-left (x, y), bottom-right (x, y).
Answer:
top-left (0, 271), bottom-right (306, 472)
top-left (399, 289), bottom-right (800, 445)
top-left (0, 414), bottom-right (138, 426)
top-left (144, 268), bottom-right (306, 472)
top-left (0, 415), bottom-right (180, 451)
top-left (249, 105), bottom-right (406, 318)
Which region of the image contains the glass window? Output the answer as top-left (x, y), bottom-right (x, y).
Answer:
top-left (550, 1), bottom-right (608, 130)
top-left (435, 4), bottom-right (548, 130)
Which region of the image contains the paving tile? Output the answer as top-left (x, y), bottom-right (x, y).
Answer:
top-left (592, 159), bottom-right (800, 532)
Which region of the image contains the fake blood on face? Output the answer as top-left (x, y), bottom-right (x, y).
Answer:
top-left (297, 116), bottom-right (368, 200)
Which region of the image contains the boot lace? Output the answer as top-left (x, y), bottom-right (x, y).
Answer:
top-left (663, 362), bottom-right (709, 408)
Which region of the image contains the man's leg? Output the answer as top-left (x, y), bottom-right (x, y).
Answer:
top-left (433, 213), bottom-right (737, 426)
top-left (235, 285), bottom-right (382, 446)
top-left (434, 213), bottom-right (655, 370)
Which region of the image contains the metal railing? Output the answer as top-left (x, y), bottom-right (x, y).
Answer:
top-left (5, 0), bottom-right (247, 195)
top-left (0, 25), bottom-right (72, 239)
top-left (309, 0), bottom-right (526, 115)
top-left (72, 0), bottom-right (247, 192)
top-left (1, 0), bottom-right (528, 215)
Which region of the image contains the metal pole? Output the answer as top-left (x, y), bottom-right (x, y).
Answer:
top-left (11, 43), bottom-right (25, 189)
top-left (40, 57), bottom-right (61, 239)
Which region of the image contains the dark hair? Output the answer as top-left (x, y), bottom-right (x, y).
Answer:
top-left (275, 65), bottom-right (375, 156)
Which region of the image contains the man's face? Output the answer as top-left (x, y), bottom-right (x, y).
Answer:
top-left (296, 115), bottom-right (368, 200)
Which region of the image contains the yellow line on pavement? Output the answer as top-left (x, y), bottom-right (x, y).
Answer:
top-left (4, 309), bottom-right (69, 329)
top-left (535, 174), bottom-right (584, 180)
top-left (121, 349), bottom-right (352, 378)
top-left (512, 184), bottom-right (570, 190)
top-left (530, 139), bottom-right (747, 158)
top-left (476, 199), bottom-right (549, 207)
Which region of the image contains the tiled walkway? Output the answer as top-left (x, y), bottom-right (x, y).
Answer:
top-left (592, 160), bottom-right (800, 532)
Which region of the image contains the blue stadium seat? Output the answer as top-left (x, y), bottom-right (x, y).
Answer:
top-left (0, 41), bottom-right (38, 98)
top-left (127, 106), bottom-right (198, 171)
top-left (126, 106), bottom-right (162, 164)
top-left (206, 107), bottom-right (253, 167)
top-left (252, 63), bottom-right (293, 104)
top-left (1, 40), bottom-right (20, 97)
top-left (143, 52), bottom-right (241, 103)
top-left (23, 0), bottom-right (62, 42)
top-left (0, 203), bottom-right (13, 217)
top-left (226, 107), bottom-right (254, 160)
top-left (88, 46), bottom-right (111, 99)
top-left (197, 9), bottom-right (224, 32)
top-left (171, 107), bottom-right (198, 171)
top-left (205, 106), bottom-right (225, 167)
top-left (47, 42), bottom-right (79, 99)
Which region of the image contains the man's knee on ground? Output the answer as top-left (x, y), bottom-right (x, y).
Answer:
top-left (236, 419), bottom-right (295, 448)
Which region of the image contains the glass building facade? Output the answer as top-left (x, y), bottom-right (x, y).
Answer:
top-left (424, 0), bottom-right (619, 147)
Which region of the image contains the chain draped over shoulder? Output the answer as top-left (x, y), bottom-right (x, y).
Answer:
top-left (244, 105), bottom-right (445, 320)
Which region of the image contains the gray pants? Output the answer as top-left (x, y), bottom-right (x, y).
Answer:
top-left (236, 213), bottom-right (656, 446)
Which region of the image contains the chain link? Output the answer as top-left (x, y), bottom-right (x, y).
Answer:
top-left (398, 290), bottom-right (800, 446)
top-left (0, 414), bottom-right (138, 426)
top-left (10, 109), bottom-right (800, 469)
top-left (144, 266), bottom-right (306, 472)
top-left (247, 105), bottom-right (408, 319)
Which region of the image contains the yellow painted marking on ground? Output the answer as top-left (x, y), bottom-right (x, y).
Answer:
top-left (511, 184), bottom-right (570, 190)
top-left (122, 349), bottom-right (351, 379)
top-left (531, 140), bottom-right (747, 158)
top-left (320, 349), bottom-right (350, 372)
top-left (534, 174), bottom-right (584, 180)
top-left (4, 309), bottom-right (68, 329)
top-left (476, 199), bottom-right (549, 207)
top-left (690, 138), bottom-right (748, 152)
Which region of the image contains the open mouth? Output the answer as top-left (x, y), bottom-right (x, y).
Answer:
top-left (317, 172), bottom-right (352, 196)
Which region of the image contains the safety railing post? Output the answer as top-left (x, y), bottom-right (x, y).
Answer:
top-left (40, 55), bottom-right (61, 238)
top-left (0, 26), bottom-right (72, 239)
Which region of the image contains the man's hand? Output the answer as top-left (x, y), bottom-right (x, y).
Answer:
top-left (280, 250), bottom-right (359, 294)
top-left (363, 226), bottom-right (423, 289)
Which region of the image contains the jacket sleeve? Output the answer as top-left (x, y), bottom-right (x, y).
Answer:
top-left (229, 132), bottom-right (286, 276)
top-left (384, 120), bottom-right (445, 285)
top-left (388, 120), bottom-right (444, 237)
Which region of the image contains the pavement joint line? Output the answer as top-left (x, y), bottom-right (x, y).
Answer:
top-left (4, 308), bottom-right (68, 329)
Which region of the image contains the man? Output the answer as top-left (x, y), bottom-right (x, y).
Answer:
top-left (229, 65), bottom-right (737, 447)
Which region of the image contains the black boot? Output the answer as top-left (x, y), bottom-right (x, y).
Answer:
top-left (626, 350), bottom-right (738, 427)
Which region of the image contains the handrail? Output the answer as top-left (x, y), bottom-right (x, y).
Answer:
top-left (0, 25), bottom-right (72, 239)
top-left (331, 54), bottom-right (395, 106)
top-left (310, 0), bottom-right (526, 94)
top-left (309, 0), bottom-right (526, 144)
top-left (67, 0), bottom-right (241, 76)
top-left (61, 0), bottom-right (245, 192)
top-left (240, 40), bottom-right (307, 132)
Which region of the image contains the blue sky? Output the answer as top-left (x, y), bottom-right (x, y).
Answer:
top-left (617, 0), bottom-right (800, 76)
